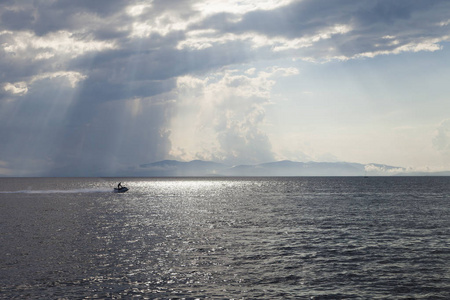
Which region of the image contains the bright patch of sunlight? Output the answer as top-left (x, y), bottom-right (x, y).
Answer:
top-left (139, 179), bottom-right (250, 195)
top-left (129, 97), bottom-right (143, 117)
top-left (193, 0), bottom-right (294, 16)
top-left (129, 0), bottom-right (294, 38)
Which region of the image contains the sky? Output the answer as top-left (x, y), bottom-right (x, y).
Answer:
top-left (1, 0), bottom-right (450, 176)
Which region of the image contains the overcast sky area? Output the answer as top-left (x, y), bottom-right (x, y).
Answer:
top-left (1, 0), bottom-right (450, 176)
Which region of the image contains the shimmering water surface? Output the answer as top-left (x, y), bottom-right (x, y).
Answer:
top-left (1, 177), bottom-right (450, 299)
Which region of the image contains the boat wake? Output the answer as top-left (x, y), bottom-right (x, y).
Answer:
top-left (0, 188), bottom-right (113, 194)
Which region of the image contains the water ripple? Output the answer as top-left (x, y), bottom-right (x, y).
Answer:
top-left (1, 177), bottom-right (450, 299)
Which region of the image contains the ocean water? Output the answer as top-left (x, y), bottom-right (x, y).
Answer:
top-left (1, 177), bottom-right (450, 299)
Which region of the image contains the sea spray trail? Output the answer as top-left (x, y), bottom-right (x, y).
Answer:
top-left (0, 188), bottom-right (113, 194)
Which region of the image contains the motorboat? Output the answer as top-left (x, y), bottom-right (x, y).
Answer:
top-left (114, 186), bottom-right (129, 193)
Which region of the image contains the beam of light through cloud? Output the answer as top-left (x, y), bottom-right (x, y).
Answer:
top-left (1, 0), bottom-right (450, 175)
top-left (3, 71), bottom-right (87, 98)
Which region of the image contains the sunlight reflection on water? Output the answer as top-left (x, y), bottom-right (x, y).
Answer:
top-left (1, 177), bottom-right (450, 299)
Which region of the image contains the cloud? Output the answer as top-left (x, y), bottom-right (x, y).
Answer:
top-left (1, 0), bottom-right (450, 175)
top-left (187, 0), bottom-right (450, 61)
top-left (364, 164), bottom-right (405, 175)
top-left (46, 95), bottom-right (175, 176)
top-left (3, 0), bottom-right (449, 96)
top-left (0, 0), bottom-right (129, 36)
top-left (3, 82), bottom-right (28, 95)
top-left (2, 30), bottom-right (117, 59)
top-left (170, 67), bottom-right (298, 165)
top-left (433, 119), bottom-right (450, 154)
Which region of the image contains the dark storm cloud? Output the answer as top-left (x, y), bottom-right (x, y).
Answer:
top-left (192, 0), bottom-right (450, 59)
top-left (195, 0), bottom-right (356, 37)
top-left (0, 8), bottom-right (35, 32)
top-left (1, 0), bottom-right (449, 175)
top-left (0, 1), bottom-right (180, 175)
top-left (0, 0), bottom-right (128, 36)
top-left (47, 98), bottom-right (174, 176)
top-left (0, 0), bottom-right (259, 175)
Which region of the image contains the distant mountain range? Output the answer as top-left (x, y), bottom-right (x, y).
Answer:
top-left (136, 160), bottom-right (450, 176)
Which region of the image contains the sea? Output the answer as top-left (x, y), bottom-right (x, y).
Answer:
top-left (1, 177), bottom-right (450, 299)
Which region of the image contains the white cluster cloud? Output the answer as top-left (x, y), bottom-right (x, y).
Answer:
top-left (3, 82), bottom-right (28, 95)
top-left (433, 119), bottom-right (450, 154)
top-left (170, 67), bottom-right (298, 165)
top-left (3, 71), bottom-right (87, 98)
top-left (177, 23), bottom-right (352, 53)
top-left (364, 164), bottom-right (405, 175)
top-left (2, 30), bottom-right (116, 59)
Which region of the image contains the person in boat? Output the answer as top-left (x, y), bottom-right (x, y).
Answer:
top-left (117, 182), bottom-right (122, 189)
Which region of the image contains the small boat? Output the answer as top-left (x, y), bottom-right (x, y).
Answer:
top-left (114, 182), bottom-right (128, 193)
top-left (114, 186), bottom-right (129, 193)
